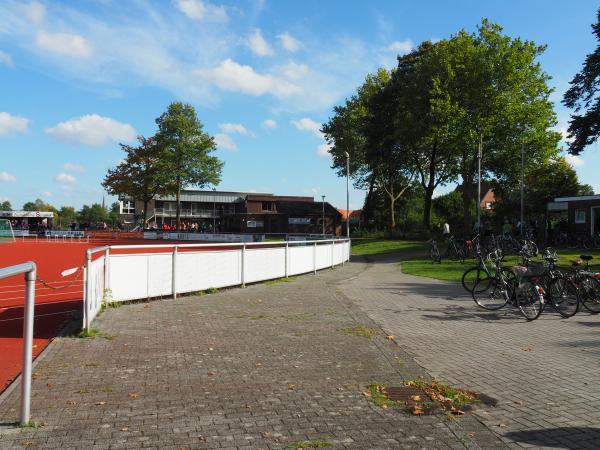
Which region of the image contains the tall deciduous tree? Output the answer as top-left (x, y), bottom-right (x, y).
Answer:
top-left (0, 200), bottom-right (11, 211)
top-left (431, 20), bottom-right (560, 229)
top-left (103, 135), bottom-right (165, 227)
top-left (563, 7), bottom-right (600, 155)
top-left (155, 102), bottom-right (223, 230)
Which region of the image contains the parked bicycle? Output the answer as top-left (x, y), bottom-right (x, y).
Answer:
top-left (568, 254), bottom-right (600, 314)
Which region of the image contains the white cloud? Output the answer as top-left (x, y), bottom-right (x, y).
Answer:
top-left (262, 119), bottom-right (277, 129)
top-left (317, 143), bottom-right (331, 158)
top-left (45, 114), bottom-right (136, 146)
top-left (22, 1), bottom-right (45, 25)
top-left (565, 153), bottom-right (584, 168)
top-left (175, 0), bottom-right (228, 22)
top-left (386, 39), bottom-right (413, 54)
top-left (0, 51), bottom-right (13, 67)
top-left (36, 31), bottom-right (93, 58)
top-left (279, 61), bottom-right (309, 81)
top-left (55, 173), bottom-right (77, 185)
top-left (41, 191), bottom-right (53, 197)
top-left (278, 32), bottom-right (300, 52)
top-left (559, 127), bottom-right (574, 144)
top-left (195, 59), bottom-right (301, 97)
top-left (247, 29), bottom-right (274, 57)
top-left (63, 162), bottom-right (85, 173)
top-left (0, 171), bottom-right (16, 182)
top-left (218, 123), bottom-right (252, 136)
top-left (214, 133), bottom-right (237, 151)
top-left (0, 112), bottom-right (29, 135)
top-left (291, 117), bottom-right (322, 138)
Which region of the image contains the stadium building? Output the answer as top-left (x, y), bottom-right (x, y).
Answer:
top-left (119, 190), bottom-right (343, 235)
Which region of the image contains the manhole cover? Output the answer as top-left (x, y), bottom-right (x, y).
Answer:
top-left (383, 386), bottom-right (431, 402)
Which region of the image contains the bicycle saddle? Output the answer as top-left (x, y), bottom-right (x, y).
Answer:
top-left (571, 260), bottom-right (582, 266)
top-left (580, 255), bottom-right (594, 261)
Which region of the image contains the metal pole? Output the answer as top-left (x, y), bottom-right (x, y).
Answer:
top-left (213, 201), bottom-right (216, 232)
top-left (321, 195), bottom-right (325, 236)
top-left (172, 245), bottom-right (178, 299)
top-left (520, 134), bottom-right (525, 236)
top-left (477, 134), bottom-right (482, 233)
top-left (21, 266), bottom-right (36, 426)
top-left (241, 244), bottom-right (246, 287)
top-left (345, 152), bottom-right (350, 238)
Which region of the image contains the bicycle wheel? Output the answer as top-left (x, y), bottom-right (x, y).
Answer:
top-left (579, 275), bottom-right (600, 314)
top-left (517, 281), bottom-right (544, 320)
top-left (548, 277), bottom-right (580, 318)
top-left (430, 248), bottom-right (441, 263)
top-left (472, 277), bottom-right (509, 310)
top-left (462, 267), bottom-right (489, 293)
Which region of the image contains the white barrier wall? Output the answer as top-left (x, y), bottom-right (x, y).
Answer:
top-left (84, 253), bottom-right (105, 329)
top-left (84, 239), bottom-right (350, 329)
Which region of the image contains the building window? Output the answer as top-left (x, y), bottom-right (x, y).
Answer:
top-left (575, 209), bottom-right (586, 224)
top-left (247, 220), bottom-right (264, 228)
top-left (262, 202), bottom-right (274, 211)
top-left (485, 202), bottom-right (493, 210)
top-left (121, 200), bottom-right (135, 214)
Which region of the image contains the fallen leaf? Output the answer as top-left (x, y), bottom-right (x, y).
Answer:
top-left (411, 404), bottom-right (424, 416)
top-left (287, 384), bottom-right (296, 390)
top-left (385, 335), bottom-right (395, 341)
top-left (66, 400), bottom-right (77, 406)
top-left (128, 392), bottom-right (140, 399)
top-left (450, 407), bottom-right (465, 415)
top-left (121, 427), bottom-right (129, 431)
top-left (95, 401), bottom-right (107, 406)
top-left (410, 395), bottom-right (421, 402)
top-left (498, 423), bottom-right (508, 428)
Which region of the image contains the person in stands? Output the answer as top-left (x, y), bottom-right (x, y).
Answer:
top-left (442, 221), bottom-right (450, 239)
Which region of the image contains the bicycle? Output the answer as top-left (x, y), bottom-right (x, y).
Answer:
top-left (471, 249), bottom-right (545, 320)
top-left (538, 249), bottom-right (580, 318)
top-left (444, 235), bottom-right (465, 262)
top-left (568, 255), bottom-right (600, 314)
top-left (429, 239), bottom-right (441, 263)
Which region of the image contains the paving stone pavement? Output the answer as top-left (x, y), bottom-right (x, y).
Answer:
top-left (0, 261), bottom-right (505, 449)
top-left (338, 256), bottom-right (600, 450)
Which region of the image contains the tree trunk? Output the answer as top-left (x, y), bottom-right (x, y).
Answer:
top-left (387, 192), bottom-right (396, 230)
top-left (363, 173), bottom-right (376, 228)
top-left (423, 184), bottom-right (435, 228)
top-left (142, 200), bottom-right (148, 229)
top-left (176, 178), bottom-right (181, 231)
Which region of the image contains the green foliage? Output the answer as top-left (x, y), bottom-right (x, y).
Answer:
top-left (337, 325), bottom-right (379, 338)
top-left (563, 8), bottom-right (600, 154)
top-left (287, 441), bottom-right (333, 449)
top-left (77, 203), bottom-right (109, 226)
top-left (103, 135), bottom-right (167, 227)
top-left (432, 191), bottom-right (476, 231)
top-left (58, 206), bottom-right (77, 227)
top-left (0, 200), bottom-right (11, 211)
top-left (155, 102), bottom-right (224, 229)
top-left (77, 328), bottom-right (101, 338)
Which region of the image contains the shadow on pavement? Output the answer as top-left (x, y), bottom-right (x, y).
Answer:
top-left (505, 427), bottom-right (600, 449)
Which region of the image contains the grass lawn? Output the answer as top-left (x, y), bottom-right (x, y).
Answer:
top-left (402, 247), bottom-right (600, 283)
top-left (351, 238), bottom-right (427, 257)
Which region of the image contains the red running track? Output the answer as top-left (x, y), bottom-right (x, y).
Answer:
top-left (0, 238), bottom-right (278, 392)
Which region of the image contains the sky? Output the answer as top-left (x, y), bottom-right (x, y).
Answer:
top-left (0, 0), bottom-right (599, 212)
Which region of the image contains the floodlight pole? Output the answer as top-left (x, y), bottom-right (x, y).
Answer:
top-left (476, 134), bottom-right (482, 233)
top-left (321, 195), bottom-right (326, 236)
top-left (520, 133), bottom-right (525, 236)
top-left (345, 152), bottom-right (350, 238)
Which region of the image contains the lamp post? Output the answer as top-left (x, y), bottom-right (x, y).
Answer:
top-left (344, 151), bottom-right (350, 238)
top-left (321, 195), bottom-right (326, 236)
top-left (476, 134), bottom-right (482, 233)
top-left (520, 133), bottom-right (525, 236)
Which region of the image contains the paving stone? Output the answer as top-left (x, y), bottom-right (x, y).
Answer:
top-left (0, 261), bottom-right (503, 449)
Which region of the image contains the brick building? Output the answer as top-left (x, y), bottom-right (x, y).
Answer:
top-left (546, 194), bottom-right (600, 236)
top-left (119, 190), bottom-right (342, 235)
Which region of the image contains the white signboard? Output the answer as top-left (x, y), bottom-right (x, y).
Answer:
top-left (0, 210), bottom-right (54, 218)
top-left (288, 218), bottom-right (311, 225)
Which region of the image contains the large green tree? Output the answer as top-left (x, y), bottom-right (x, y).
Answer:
top-left (0, 200), bottom-right (11, 211)
top-left (155, 102), bottom-right (224, 230)
top-left (430, 20), bottom-right (560, 230)
top-left (563, 7), bottom-right (600, 155)
top-left (103, 135), bottom-right (166, 227)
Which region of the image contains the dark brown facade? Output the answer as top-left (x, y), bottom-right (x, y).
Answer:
top-left (547, 195), bottom-right (600, 236)
top-left (120, 190), bottom-right (342, 235)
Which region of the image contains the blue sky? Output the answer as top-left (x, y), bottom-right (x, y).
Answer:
top-left (0, 0), bottom-right (599, 211)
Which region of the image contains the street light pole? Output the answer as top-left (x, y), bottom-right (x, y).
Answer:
top-left (344, 152), bottom-right (350, 239)
top-left (476, 134), bottom-right (482, 233)
top-left (520, 133), bottom-right (525, 236)
top-left (322, 195), bottom-right (326, 236)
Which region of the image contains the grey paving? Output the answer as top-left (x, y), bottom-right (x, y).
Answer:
top-left (0, 261), bottom-right (504, 449)
top-left (339, 256), bottom-right (600, 450)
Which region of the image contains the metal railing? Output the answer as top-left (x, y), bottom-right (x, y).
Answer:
top-left (0, 262), bottom-right (37, 426)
